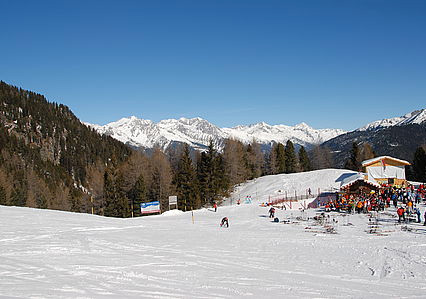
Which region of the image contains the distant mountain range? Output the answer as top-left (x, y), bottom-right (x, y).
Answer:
top-left (357, 109), bottom-right (426, 131)
top-left (322, 109), bottom-right (426, 166)
top-left (87, 109), bottom-right (426, 154)
top-left (87, 117), bottom-right (346, 151)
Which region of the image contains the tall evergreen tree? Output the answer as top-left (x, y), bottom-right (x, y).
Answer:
top-left (103, 163), bottom-right (129, 217)
top-left (197, 142), bottom-right (215, 206)
top-left (174, 145), bottom-right (200, 211)
top-left (130, 174), bottom-right (146, 216)
top-left (298, 146), bottom-right (311, 172)
top-left (0, 185), bottom-right (6, 205)
top-left (412, 146), bottom-right (426, 182)
top-left (275, 143), bottom-right (286, 174)
top-left (344, 142), bottom-right (362, 171)
top-left (244, 141), bottom-right (263, 179)
top-left (213, 152), bottom-right (229, 197)
top-left (197, 140), bottom-right (230, 206)
top-left (284, 140), bottom-right (297, 173)
top-left (265, 143), bottom-right (277, 175)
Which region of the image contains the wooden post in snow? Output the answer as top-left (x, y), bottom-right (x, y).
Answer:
top-left (91, 196), bottom-right (94, 215)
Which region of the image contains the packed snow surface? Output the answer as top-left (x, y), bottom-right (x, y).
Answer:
top-left (1, 169), bottom-right (426, 298)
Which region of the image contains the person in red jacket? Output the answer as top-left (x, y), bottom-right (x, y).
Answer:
top-left (213, 202), bottom-right (217, 212)
top-left (397, 207), bottom-right (405, 223)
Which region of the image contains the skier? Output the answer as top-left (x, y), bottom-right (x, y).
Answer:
top-left (269, 207), bottom-right (275, 218)
top-left (220, 217), bottom-right (229, 228)
top-left (213, 202), bottom-right (217, 212)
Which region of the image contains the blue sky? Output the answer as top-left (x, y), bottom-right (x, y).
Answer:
top-left (1, 0), bottom-right (425, 131)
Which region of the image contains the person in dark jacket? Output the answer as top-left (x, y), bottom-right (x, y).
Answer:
top-left (414, 206), bottom-right (421, 223)
top-left (269, 207), bottom-right (275, 218)
top-left (220, 217), bottom-right (229, 228)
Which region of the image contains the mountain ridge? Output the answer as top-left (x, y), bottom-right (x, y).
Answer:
top-left (87, 116), bottom-right (347, 151)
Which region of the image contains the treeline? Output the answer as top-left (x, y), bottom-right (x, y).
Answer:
top-left (3, 81), bottom-right (424, 218)
top-left (101, 138), bottom-right (314, 217)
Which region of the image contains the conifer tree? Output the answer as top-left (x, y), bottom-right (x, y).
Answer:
top-left (174, 145), bottom-right (200, 211)
top-left (0, 185), bottom-right (6, 205)
top-left (245, 141), bottom-right (263, 179)
top-left (197, 140), bottom-right (229, 206)
top-left (266, 143), bottom-right (278, 175)
top-left (213, 152), bottom-right (229, 197)
top-left (103, 163), bottom-right (129, 217)
top-left (298, 146), bottom-right (311, 172)
top-left (275, 143), bottom-right (286, 174)
top-left (197, 151), bottom-right (212, 206)
top-left (197, 142), bottom-right (214, 206)
top-left (412, 146), bottom-right (426, 182)
top-left (344, 142), bottom-right (361, 171)
top-left (116, 173), bottom-right (131, 217)
top-left (131, 174), bottom-right (146, 216)
top-left (284, 140), bottom-right (297, 173)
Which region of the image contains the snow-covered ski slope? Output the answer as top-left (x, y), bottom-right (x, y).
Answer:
top-left (227, 169), bottom-right (358, 204)
top-left (1, 170), bottom-right (426, 298)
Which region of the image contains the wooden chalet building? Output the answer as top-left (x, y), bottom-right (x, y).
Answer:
top-left (361, 156), bottom-right (411, 187)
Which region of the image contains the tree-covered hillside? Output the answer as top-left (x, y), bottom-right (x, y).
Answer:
top-left (0, 81), bottom-right (131, 211)
top-left (321, 124), bottom-right (426, 168)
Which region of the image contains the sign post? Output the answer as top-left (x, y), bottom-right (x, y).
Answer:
top-left (169, 196), bottom-right (177, 210)
top-left (140, 201), bottom-right (161, 215)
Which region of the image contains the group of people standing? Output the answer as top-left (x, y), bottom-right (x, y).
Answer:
top-left (325, 185), bottom-right (425, 225)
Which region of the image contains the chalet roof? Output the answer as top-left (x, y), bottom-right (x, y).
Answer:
top-left (341, 172), bottom-right (381, 189)
top-left (361, 156), bottom-right (410, 167)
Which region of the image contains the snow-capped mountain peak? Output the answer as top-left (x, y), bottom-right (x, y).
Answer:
top-left (357, 108), bottom-right (426, 131)
top-left (87, 116), bottom-right (346, 151)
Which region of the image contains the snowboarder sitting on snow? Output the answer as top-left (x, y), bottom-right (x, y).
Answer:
top-left (220, 217), bottom-right (229, 228)
top-left (269, 207), bottom-right (275, 218)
